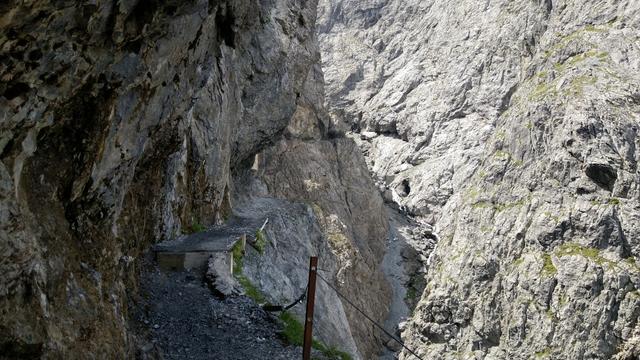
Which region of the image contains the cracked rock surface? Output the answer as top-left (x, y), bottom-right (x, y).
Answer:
top-left (318, 0), bottom-right (640, 359)
top-left (0, 0), bottom-right (335, 357)
top-left (1, 0), bottom-right (392, 358)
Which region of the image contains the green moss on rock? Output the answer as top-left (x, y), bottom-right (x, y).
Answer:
top-left (541, 253), bottom-right (557, 277)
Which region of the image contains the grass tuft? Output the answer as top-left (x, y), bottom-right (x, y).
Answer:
top-left (279, 311), bottom-right (305, 346)
top-left (279, 312), bottom-right (352, 360)
top-left (255, 229), bottom-right (267, 254)
top-left (236, 273), bottom-right (267, 303)
top-left (231, 240), bottom-right (268, 303)
top-left (185, 222), bottom-right (206, 234)
top-left (232, 240), bottom-right (244, 275)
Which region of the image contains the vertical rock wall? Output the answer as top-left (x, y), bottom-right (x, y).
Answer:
top-left (255, 137), bottom-right (392, 358)
top-left (0, 0), bottom-right (325, 357)
top-left (318, 0), bottom-right (640, 359)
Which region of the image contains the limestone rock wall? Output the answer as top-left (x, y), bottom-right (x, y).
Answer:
top-left (318, 0), bottom-right (640, 359)
top-left (255, 137), bottom-right (391, 358)
top-left (0, 0), bottom-right (322, 357)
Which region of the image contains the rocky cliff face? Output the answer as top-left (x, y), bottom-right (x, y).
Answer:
top-left (253, 137), bottom-right (392, 357)
top-left (1, 1), bottom-right (390, 358)
top-left (318, 0), bottom-right (640, 359)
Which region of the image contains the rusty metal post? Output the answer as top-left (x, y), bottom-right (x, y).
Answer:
top-left (302, 256), bottom-right (318, 360)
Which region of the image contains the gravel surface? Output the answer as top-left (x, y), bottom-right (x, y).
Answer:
top-left (131, 264), bottom-right (303, 360)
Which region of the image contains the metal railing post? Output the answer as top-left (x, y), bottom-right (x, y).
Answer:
top-left (302, 256), bottom-right (318, 360)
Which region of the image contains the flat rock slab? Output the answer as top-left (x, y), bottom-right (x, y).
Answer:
top-left (152, 215), bottom-right (262, 271)
top-left (153, 214), bottom-right (263, 253)
top-left (153, 230), bottom-right (242, 253)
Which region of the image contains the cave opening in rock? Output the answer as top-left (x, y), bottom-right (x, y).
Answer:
top-left (216, 6), bottom-right (236, 48)
top-left (402, 179), bottom-right (411, 196)
top-left (585, 163), bottom-right (617, 191)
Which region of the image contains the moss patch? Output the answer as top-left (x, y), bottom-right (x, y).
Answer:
top-left (530, 81), bottom-right (557, 100)
top-left (511, 256), bottom-right (525, 267)
top-left (566, 74), bottom-right (597, 97)
top-left (236, 273), bottom-right (267, 303)
top-left (541, 253), bottom-right (557, 277)
top-left (535, 348), bottom-right (552, 358)
top-left (231, 239), bottom-right (350, 360)
top-left (591, 197), bottom-right (623, 207)
top-left (544, 24), bottom-right (610, 59)
top-left (231, 240), bottom-right (267, 303)
top-left (555, 243), bottom-right (614, 268)
top-left (556, 243), bottom-right (599, 260)
top-left (608, 197), bottom-right (621, 206)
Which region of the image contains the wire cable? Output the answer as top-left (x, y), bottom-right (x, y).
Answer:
top-left (262, 286), bottom-right (307, 312)
top-left (315, 272), bottom-right (425, 360)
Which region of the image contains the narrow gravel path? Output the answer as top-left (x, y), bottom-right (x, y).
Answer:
top-left (131, 264), bottom-right (302, 360)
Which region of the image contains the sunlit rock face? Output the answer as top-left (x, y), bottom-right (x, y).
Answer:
top-left (318, 0), bottom-right (640, 358)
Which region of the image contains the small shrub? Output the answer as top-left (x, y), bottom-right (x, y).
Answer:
top-left (623, 257), bottom-right (640, 273)
top-left (559, 294), bottom-right (569, 306)
top-left (546, 308), bottom-right (555, 320)
top-left (314, 342), bottom-right (353, 360)
top-left (405, 287), bottom-right (417, 302)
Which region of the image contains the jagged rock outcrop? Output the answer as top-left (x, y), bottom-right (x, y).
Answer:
top-left (0, 0), bottom-right (366, 357)
top-left (318, 0), bottom-right (640, 359)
